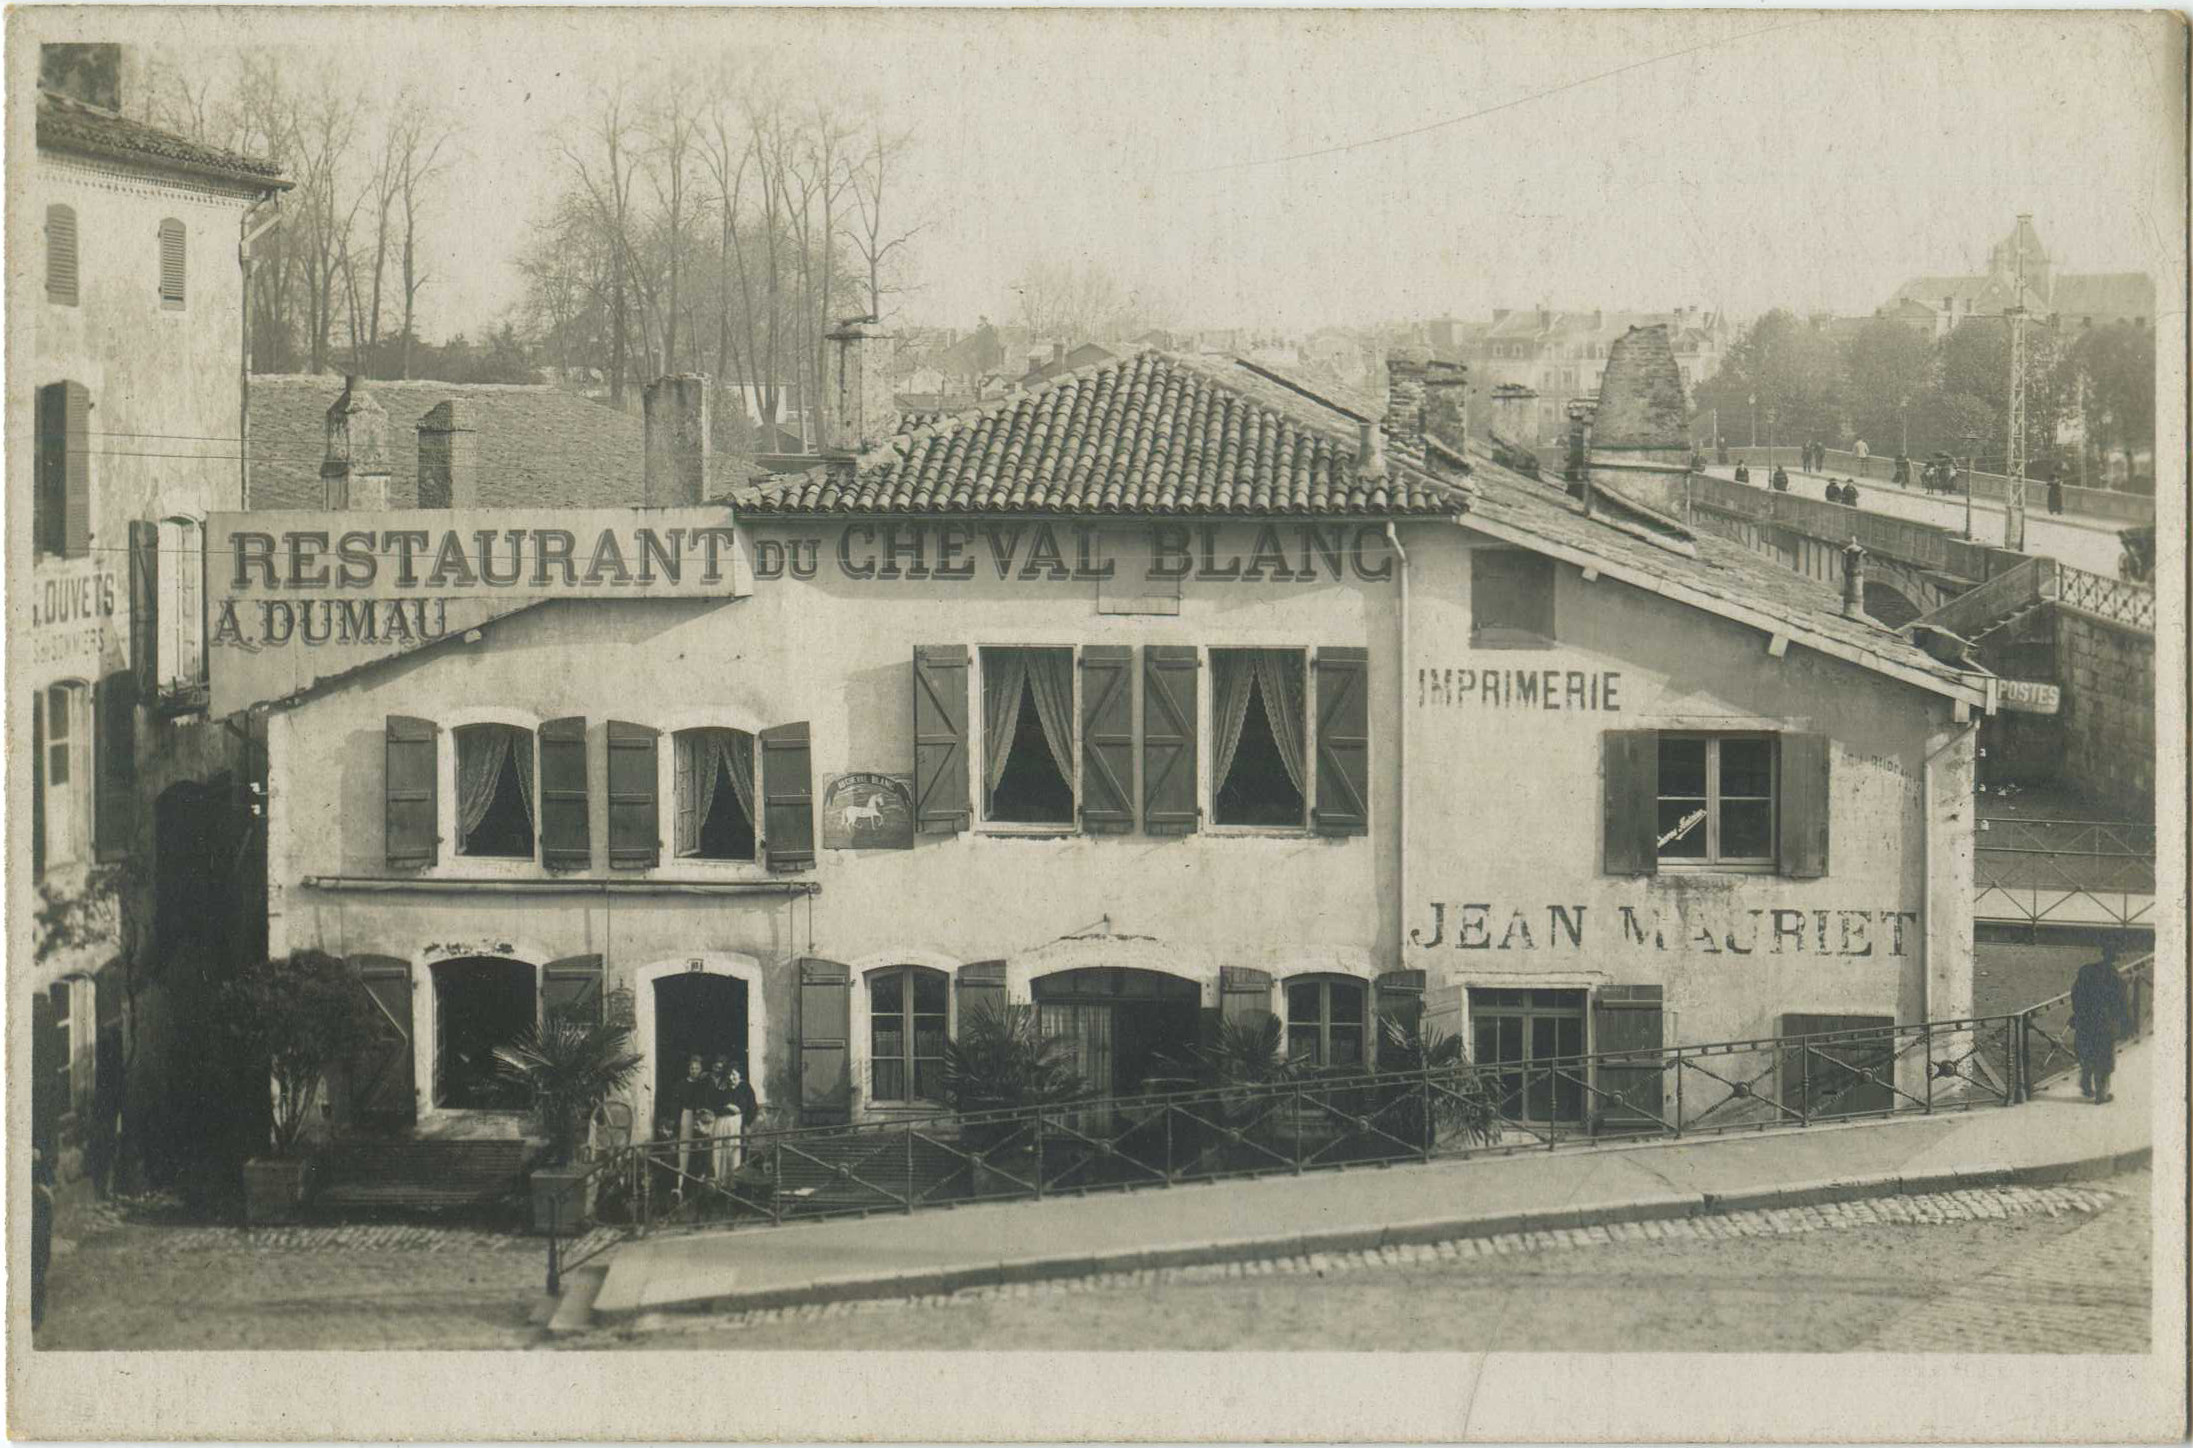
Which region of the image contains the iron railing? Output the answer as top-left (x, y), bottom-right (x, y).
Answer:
top-left (2054, 564), bottom-right (2155, 632)
top-left (1975, 817), bottom-right (2157, 929)
top-left (2014, 951), bottom-right (2156, 1094)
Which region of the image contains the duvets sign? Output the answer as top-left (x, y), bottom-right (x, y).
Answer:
top-left (208, 508), bottom-right (743, 715)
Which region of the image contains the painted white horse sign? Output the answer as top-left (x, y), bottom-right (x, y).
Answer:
top-left (821, 772), bottom-right (915, 851)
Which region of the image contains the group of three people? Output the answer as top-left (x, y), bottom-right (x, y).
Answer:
top-left (666, 1054), bottom-right (759, 1194)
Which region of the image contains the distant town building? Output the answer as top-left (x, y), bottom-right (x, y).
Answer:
top-left (1886, 216), bottom-right (2155, 336)
top-left (1457, 307), bottom-right (1730, 443)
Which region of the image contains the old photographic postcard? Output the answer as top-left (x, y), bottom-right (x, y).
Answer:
top-left (6, 4), bottom-right (2185, 1440)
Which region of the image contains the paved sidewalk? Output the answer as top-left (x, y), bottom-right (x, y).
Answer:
top-left (589, 1039), bottom-right (2150, 1323)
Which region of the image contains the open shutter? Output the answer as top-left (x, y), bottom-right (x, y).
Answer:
top-left (761, 722), bottom-right (813, 870)
top-left (32, 697), bottom-right (47, 879)
top-left (1602, 731), bottom-right (1658, 876)
top-left (606, 720), bottom-right (659, 869)
top-left (1079, 645), bottom-right (1135, 832)
top-left (539, 717), bottom-right (590, 870)
top-left (1592, 986), bottom-right (1665, 1131)
top-left (673, 732), bottom-right (699, 856)
top-left (348, 955), bottom-right (416, 1125)
top-left (46, 205), bottom-right (78, 305)
top-left (913, 645), bottom-right (970, 833)
top-left (1142, 645), bottom-right (1199, 835)
top-left (1374, 968), bottom-right (1425, 1063)
top-left (128, 521), bottom-right (159, 695)
top-left (159, 219), bottom-right (186, 306)
top-left (1219, 966), bottom-right (1273, 1031)
top-left (94, 673), bottom-right (138, 861)
top-left (1312, 647), bottom-right (1371, 836)
top-left (543, 954), bottom-right (606, 1025)
top-left (384, 715), bottom-right (439, 868)
top-left (1777, 732), bottom-right (1830, 879)
top-left (61, 381), bottom-right (91, 558)
top-left (955, 960), bottom-right (1008, 1027)
top-left (798, 958), bottom-right (853, 1124)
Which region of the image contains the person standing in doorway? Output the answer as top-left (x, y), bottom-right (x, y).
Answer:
top-left (674, 1055), bottom-right (709, 1194)
top-left (710, 1059), bottom-right (760, 1179)
top-left (2070, 946), bottom-right (2132, 1103)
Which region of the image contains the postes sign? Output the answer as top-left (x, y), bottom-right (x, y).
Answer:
top-left (207, 508), bottom-right (742, 716)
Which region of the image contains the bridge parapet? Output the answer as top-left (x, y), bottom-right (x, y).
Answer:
top-left (1688, 474), bottom-right (2025, 583)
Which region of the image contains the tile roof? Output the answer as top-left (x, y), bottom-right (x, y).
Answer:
top-left (734, 350), bottom-right (1466, 518)
top-left (1461, 451), bottom-right (1983, 701)
top-left (247, 376), bottom-right (659, 510)
top-left (38, 90), bottom-right (287, 189)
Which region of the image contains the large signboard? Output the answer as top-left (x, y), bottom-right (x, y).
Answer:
top-left (208, 508), bottom-right (743, 716)
top-left (26, 556), bottom-right (125, 684)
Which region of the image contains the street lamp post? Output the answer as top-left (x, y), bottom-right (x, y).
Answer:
top-left (1899, 398), bottom-right (1909, 458)
top-left (1749, 393), bottom-right (1757, 450)
top-left (1961, 430), bottom-right (1983, 540)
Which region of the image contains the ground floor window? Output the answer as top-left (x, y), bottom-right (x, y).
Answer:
top-left (868, 966), bottom-right (948, 1104)
top-left (1031, 968), bottom-right (1200, 1101)
top-left (1285, 975), bottom-right (1365, 1068)
top-left (433, 957), bottom-right (535, 1109)
top-left (1471, 987), bottom-right (1586, 1122)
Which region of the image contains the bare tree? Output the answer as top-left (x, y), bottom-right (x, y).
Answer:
top-left (641, 82), bottom-right (702, 375)
top-left (848, 115), bottom-right (923, 322)
top-left (388, 101), bottom-right (455, 378)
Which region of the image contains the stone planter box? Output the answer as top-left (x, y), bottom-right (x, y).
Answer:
top-left (242, 1157), bottom-right (310, 1226)
top-left (529, 1164), bottom-right (596, 1236)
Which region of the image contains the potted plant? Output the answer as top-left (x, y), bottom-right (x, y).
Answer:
top-left (494, 1009), bottom-right (642, 1234)
top-left (941, 1003), bottom-right (1082, 1195)
top-left (1375, 1017), bottom-right (1501, 1154)
top-left (221, 950), bottom-right (381, 1225)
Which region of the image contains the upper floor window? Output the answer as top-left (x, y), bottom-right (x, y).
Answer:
top-left (454, 723), bottom-right (535, 858)
top-left (158, 218), bottom-right (186, 309)
top-left (868, 965), bottom-right (948, 1104)
top-left (33, 381), bottom-right (90, 559)
top-left (32, 681), bottom-right (91, 876)
top-left (981, 646), bottom-right (1075, 825)
top-left (675, 727), bottom-right (757, 861)
top-left (1655, 734), bottom-right (1774, 865)
top-left (1471, 549), bottom-right (1556, 649)
top-left (46, 205), bottom-right (78, 306)
top-left (1212, 648), bottom-right (1306, 827)
top-left (1286, 975), bottom-right (1366, 1069)
top-left (1602, 730), bottom-right (1828, 878)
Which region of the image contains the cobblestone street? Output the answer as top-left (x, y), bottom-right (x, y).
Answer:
top-left (600, 1174), bottom-right (2152, 1354)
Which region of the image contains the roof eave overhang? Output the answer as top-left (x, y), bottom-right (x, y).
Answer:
top-left (1450, 512), bottom-right (1989, 709)
top-left (41, 134), bottom-right (292, 194)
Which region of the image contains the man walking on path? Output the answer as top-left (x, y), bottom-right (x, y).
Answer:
top-left (1771, 463), bottom-right (1789, 492)
top-left (2071, 946), bottom-right (2132, 1103)
top-left (2048, 475), bottom-right (2065, 515)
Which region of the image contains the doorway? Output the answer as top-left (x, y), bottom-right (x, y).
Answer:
top-left (1031, 968), bottom-right (1201, 1100)
top-left (433, 958), bottom-right (536, 1109)
top-left (651, 973), bottom-right (749, 1136)
top-left (1470, 987), bottom-right (1588, 1124)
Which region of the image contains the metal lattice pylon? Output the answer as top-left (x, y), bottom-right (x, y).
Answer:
top-left (2005, 213), bottom-right (2031, 552)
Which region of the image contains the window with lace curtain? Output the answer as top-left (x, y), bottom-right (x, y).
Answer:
top-left (1211, 648), bottom-right (1307, 827)
top-left (674, 726), bottom-right (758, 860)
top-left (979, 646), bottom-right (1075, 825)
top-left (454, 723), bottom-right (535, 858)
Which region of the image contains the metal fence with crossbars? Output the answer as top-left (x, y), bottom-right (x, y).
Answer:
top-left (1975, 817), bottom-right (2157, 930)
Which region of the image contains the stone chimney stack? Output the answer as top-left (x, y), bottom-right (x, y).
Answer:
top-left (1841, 541), bottom-right (1870, 621)
top-left (1490, 384), bottom-right (1542, 449)
top-left (822, 316), bottom-right (888, 456)
top-left (1582, 324), bottom-right (1692, 518)
top-left (417, 400), bottom-right (478, 509)
top-left (322, 376), bottom-right (391, 510)
top-left (1423, 359), bottom-right (1468, 455)
top-left (1356, 420), bottom-right (1386, 481)
top-left (643, 374), bottom-right (711, 507)
top-left (1385, 348), bottom-right (1430, 452)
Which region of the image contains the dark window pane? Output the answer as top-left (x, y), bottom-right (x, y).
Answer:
top-left (911, 969), bottom-right (948, 1014)
top-left (872, 1025), bottom-right (904, 1060)
top-left (988, 672), bottom-right (1074, 824)
top-left (914, 1020), bottom-right (946, 1059)
top-left (1721, 737), bottom-right (1774, 797)
top-left (1657, 737), bottom-right (1705, 795)
top-left (1214, 662), bottom-right (1306, 827)
top-left (1330, 1027), bottom-right (1363, 1067)
top-left (912, 1059), bottom-right (943, 1101)
top-left (1722, 799), bottom-right (1775, 858)
top-left (1656, 798), bottom-right (1709, 858)
top-left (870, 972), bottom-right (903, 1015)
top-left (46, 688), bottom-right (70, 740)
top-left (1288, 982), bottom-right (1321, 1021)
top-left (1288, 1025), bottom-right (1320, 1063)
top-left (1328, 982), bottom-right (1364, 1023)
top-left (873, 1058), bottom-right (906, 1103)
top-left (1472, 551), bottom-right (1556, 643)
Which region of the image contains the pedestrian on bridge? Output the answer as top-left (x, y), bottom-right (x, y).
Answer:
top-left (1843, 479), bottom-right (1861, 508)
top-left (1894, 454), bottom-right (1911, 488)
top-left (2047, 475), bottom-right (2065, 516)
top-left (2070, 946), bottom-right (2131, 1104)
top-left (1734, 458), bottom-right (1751, 484)
top-left (1771, 464), bottom-right (1789, 492)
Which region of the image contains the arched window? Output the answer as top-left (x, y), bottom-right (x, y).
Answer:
top-left (673, 727), bottom-right (757, 860)
top-left (453, 723), bottom-right (535, 858)
top-left (868, 965), bottom-right (949, 1103)
top-left (1285, 975), bottom-right (1366, 1069)
top-left (46, 205), bottom-right (78, 306)
top-left (158, 218), bottom-right (186, 308)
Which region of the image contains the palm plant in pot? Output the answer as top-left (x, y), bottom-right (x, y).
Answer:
top-left (493, 1008), bottom-right (642, 1233)
top-left (220, 950), bottom-right (382, 1225)
top-left (940, 1003), bottom-right (1083, 1194)
top-left (1375, 1017), bottom-right (1501, 1153)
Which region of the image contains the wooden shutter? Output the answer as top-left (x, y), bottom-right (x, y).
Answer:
top-left (1421, 981), bottom-right (1465, 1047)
top-left (955, 960), bottom-right (1008, 1026)
top-left (1312, 647), bottom-right (1369, 836)
top-left (761, 722), bottom-right (813, 870)
top-left (539, 717), bottom-right (590, 870)
top-left (542, 954), bottom-right (607, 1025)
top-left (1592, 986), bottom-right (1665, 1130)
top-left (1602, 731), bottom-right (1659, 876)
top-left (61, 381), bottom-right (92, 558)
top-left (128, 521), bottom-right (159, 695)
top-left (349, 955), bottom-right (416, 1125)
top-left (1374, 968), bottom-right (1425, 1063)
top-left (1777, 732), bottom-right (1831, 879)
top-left (1142, 645), bottom-right (1199, 835)
top-left (94, 673), bottom-right (137, 862)
top-left (158, 219), bottom-right (186, 306)
top-left (673, 731), bottom-right (699, 856)
top-left (1219, 966), bottom-right (1273, 1030)
top-left (32, 697), bottom-right (46, 880)
top-left (1079, 645), bottom-right (1135, 832)
top-left (913, 645), bottom-right (970, 833)
top-left (384, 715), bottom-right (439, 868)
top-left (798, 958), bottom-right (853, 1124)
top-left (46, 205), bottom-right (78, 305)
top-left (605, 720), bottom-right (659, 869)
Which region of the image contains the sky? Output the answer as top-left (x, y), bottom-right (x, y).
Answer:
top-left (99, 7), bottom-right (2187, 342)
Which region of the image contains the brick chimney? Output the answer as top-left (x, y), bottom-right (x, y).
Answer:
top-left (643, 374), bottom-right (711, 506)
top-left (822, 316), bottom-right (888, 456)
top-left (322, 376), bottom-right (391, 510)
top-left (1385, 348), bottom-right (1430, 451)
top-left (40, 44), bottom-right (124, 111)
top-left (417, 400), bottom-right (478, 509)
top-left (1424, 359), bottom-right (1468, 455)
